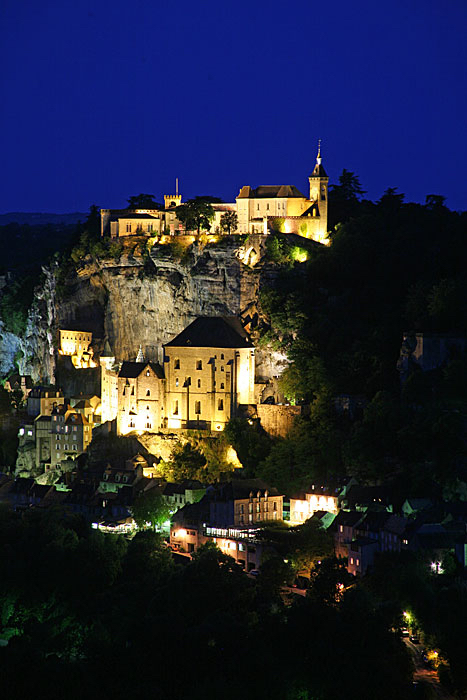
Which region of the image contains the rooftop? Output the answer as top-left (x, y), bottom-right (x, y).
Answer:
top-left (164, 316), bottom-right (253, 349)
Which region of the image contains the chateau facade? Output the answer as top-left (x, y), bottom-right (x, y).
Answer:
top-left (100, 317), bottom-right (255, 435)
top-left (100, 145), bottom-right (328, 243)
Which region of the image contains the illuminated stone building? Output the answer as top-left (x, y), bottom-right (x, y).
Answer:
top-left (27, 387), bottom-right (65, 418)
top-left (100, 316), bottom-right (255, 435)
top-left (59, 329), bottom-right (96, 368)
top-left (117, 355), bottom-right (165, 436)
top-left (236, 145), bottom-right (328, 242)
top-left (50, 405), bottom-right (92, 468)
top-left (290, 488), bottom-right (339, 526)
top-left (163, 316), bottom-right (255, 431)
top-left (100, 143), bottom-right (328, 243)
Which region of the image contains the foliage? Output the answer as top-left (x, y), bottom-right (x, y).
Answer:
top-left (131, 488), bottom-right (171, 530)
top-left (224, 417), bottom-right (272, 475)
top-left (220, 211), bottom-right (238, 234)
top-left (175, 197), bottom-right (215, 234)
top-left (127, 193), bottom-right (161, 209)
top-left (0, 275), bottom-right (37, 336)
top-left (259, 519), bottom-right (334, 574)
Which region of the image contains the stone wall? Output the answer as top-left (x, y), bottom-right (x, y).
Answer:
top-left (256, 404), bottom-right (303, 438)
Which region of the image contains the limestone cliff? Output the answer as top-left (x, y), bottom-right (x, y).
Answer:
top-left (57, 236), bottom-right (288, 383)
top-left (6, 235), bottom-right (289, 388)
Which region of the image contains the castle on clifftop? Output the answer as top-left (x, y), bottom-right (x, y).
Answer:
top-left (100, 144), bottom-right (329, 243)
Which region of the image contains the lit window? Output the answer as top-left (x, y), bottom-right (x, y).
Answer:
top-left (350, 557), bottom-right (354, 565)
top-left (146, 370), bottom-right (150, 376)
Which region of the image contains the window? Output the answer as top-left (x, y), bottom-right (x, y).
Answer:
top-left (220, 353), bottom-right (224, 360)
top-left (56, 444), bottom-right (60, 450)
top-left (56, 435), bottom-right (60, 440)
top-left (73, 435), bottom-right (77, 441)
top-left (220, 382), bottom-right (224, 389)
top-left (339, 525), bottom-right (343, 533)
top-left (356, 559), bottom-right (360, 567)
top-left (146, 370), bottom-right (150, 376)
top-left (350, 557), bottom-right (354, 565)
top-left (72, 445), bottom-right (77, 451)
top-left (256, 503), bottom-right (260, 512)
top-left (173, 401), bottom-right (179, 415)
top-left (73, 426), bottom-right (77, 432)
top-left (197, 379), bottom-right (201, 388)
top-left (131, 386), bottom-right (135, 396)
top-left (195, 401), bottom-right (201, 415)
top-left (146, 405), bottom-right (149, 410)
top-left (175, 378), bottom-right (179, 387)
top-left (273, 511), bottom-right (277, 520)
top-left (218, 399), bottom-right (223, 410)
top-left (174, 359), bottom-right (180, 369)
top-left (196, 360), bottom-right (202, 370)
top-left (146, 389), bottom-right (150, 396)
top-left (148, 223), bottom-right (153, 232)
top-left (126, 224), bottom-right (131, 232)
top-left (273, 502), bottom-right (277, 511)
top-left (257, 203), bottom-right (260, 210)
top-left (221, 365), bottom-right (224, 371)
top-left (146, 422), bottom-right (152, 429)
top-left (266, 203), bottom-right (269, 210)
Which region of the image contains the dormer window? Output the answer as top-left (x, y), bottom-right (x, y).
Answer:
top-left (146, 370), bottom-right (150, 376)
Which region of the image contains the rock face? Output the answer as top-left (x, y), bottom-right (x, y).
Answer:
top-left (4, 235), bottom-right (289, 388)
top-left (58, 237), bottom-right (279, 367)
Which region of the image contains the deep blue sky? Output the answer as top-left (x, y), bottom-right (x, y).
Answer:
top-left (1, 0), bottom-right (466, 213)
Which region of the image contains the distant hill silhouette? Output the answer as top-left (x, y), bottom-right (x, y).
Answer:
top-left (0, 212), bottom-right (88, 226)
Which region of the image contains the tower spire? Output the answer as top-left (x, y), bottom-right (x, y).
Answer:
top-left (136, 344), bottom-right (145, 363)
top-left (316, 139), bottom-right (322, 166)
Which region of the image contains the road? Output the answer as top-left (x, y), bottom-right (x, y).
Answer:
top-left (403, 638), bottom-right (454, 699)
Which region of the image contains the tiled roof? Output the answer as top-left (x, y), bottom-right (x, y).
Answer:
top-left (164, 316), bottom-right (253, 349)
top-left (118, 361), bottom-right (164, 379)
top-left (237, 184), bottom-right (306, 199)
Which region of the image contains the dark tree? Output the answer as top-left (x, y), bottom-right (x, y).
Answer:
top-left (127, 193), bottom-right (161, 209)
top-left (220, 211), bottom-right (238, 234)
top-left (176, 197), bottom-right (215, 235)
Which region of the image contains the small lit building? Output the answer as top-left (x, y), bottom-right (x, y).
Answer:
top-left (50, 406), bottom-right (92, 468)
top-left (290, 488), bottom-right (339, 526)
top-left (117, 356), bottom-right (165, 435)
top-left (27, 387), bottom-right (65, 418)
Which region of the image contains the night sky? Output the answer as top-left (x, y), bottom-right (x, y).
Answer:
top-left (1, 0), bottom-right (466, 213)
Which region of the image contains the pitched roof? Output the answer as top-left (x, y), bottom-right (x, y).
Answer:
top-left (213, 478), bottom-right (280, 501)
top-left (237, 184), bottom-right (306, 199)
top-left (164, 316), bottom-right (253, 349)
top-left (118, 361), bottom-right (165, 379)
top-left (310, 163), bottom-right (328, 178)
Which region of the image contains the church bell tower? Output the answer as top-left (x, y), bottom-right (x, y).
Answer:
top-left (308, 140), bottom-right (329, 239)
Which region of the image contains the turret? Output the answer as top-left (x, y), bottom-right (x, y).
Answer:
top-left (308, 140), bottom-right (329, 238)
